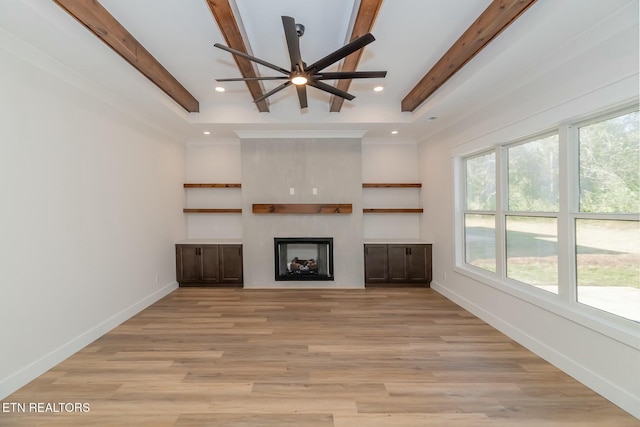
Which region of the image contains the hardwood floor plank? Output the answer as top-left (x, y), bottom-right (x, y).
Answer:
top-left (250, 382), bottom-right (388, 399)
top-left (175, 413), bottom-right (334, 427)
top-left (384, 382), bottom-right (522, 396)
top-left (2, 288), bottom-right (636, 426)
top-left (112, 382), bottom-right (253, 400)
top-left (204, 396), bottom-right (357, 414)
top-left (109, 350), bottom-right (225, 361)
top-left (334, 413), bottom-right (491, 427)
top-left (0, 414), bottom-right (179, 427)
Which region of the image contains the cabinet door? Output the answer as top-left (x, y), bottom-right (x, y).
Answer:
top-left (406, 244), bottom-right (429, 283)
top-left (364, 245), bottom-right (388, 282)
top-left (200, 245), bottom-right (220, 282)
top-left (219, 244), bottom-right (243, 284)
top-left (387, 245), bottom-right (409, 282)
top-left (176, 245), bottom-right (202, 282)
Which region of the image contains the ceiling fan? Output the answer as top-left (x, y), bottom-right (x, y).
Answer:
top-left (214, 16), bottom-right (387, 109)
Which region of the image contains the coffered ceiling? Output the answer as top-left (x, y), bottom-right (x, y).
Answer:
top-left (1, 0), bottom-right (636, 140)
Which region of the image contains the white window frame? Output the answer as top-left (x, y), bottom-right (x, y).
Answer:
top-left (455, 104), bottom-right (640, 349)
top-left (503, 131), bottom-right (561, 292)
top-left (462, 149), bottom-right (497, 272)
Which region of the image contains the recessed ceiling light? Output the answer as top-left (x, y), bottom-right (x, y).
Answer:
top-left (373, 86), bottom-right (384, 92)
top-left (391, 130), bottom-right (398, 135)
top-left (203, 131), bottom-right (211, 135)
top-left (215, 86), bottom-right (225, 92)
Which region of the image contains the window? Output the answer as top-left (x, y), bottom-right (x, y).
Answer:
top-left (575, 111), bottom-right (640, 320)
top-left (506, 134), bottom-right (559, 293)
top-left (578, 111), bottom-right (639, 214)
top-left (506, 216), bottom-right (558, 292)
top-left (464, 152), bottom-right (496, 272)
top-left (459, 107), bottom-right (639, 323)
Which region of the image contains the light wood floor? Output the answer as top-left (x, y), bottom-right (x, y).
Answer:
top-left (2, 288), bottom-right (637, 426)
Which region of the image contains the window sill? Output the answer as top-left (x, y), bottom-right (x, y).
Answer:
top-left (453, 263), bottom-right (640, 350)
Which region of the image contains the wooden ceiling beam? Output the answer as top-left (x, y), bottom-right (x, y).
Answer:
top-left (205, 0), bottom-right (269, 113)
top-left (53, 0), bottom-right (199, 113)
top-left (329, 0), bottom-right (384, 112)
top-left (401, 0), bottom-right (538, 112)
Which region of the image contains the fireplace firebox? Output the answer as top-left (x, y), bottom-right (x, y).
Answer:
top-left (274, 237), bottom-right (334, 281)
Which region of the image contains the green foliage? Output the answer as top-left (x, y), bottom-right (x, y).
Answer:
top-left (465, 152), bottom-right (495, 211)
top-left (508, 135), bottom-right (559, 212)
top-left (579, 111), bottom-right (640, 213)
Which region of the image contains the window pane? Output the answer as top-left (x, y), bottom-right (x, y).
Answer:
top-left (576, 219), bottom-right (640, 321)
top-left (579, 111), bottom-right (640, 213)
top-left (466, 152), bottom-right (496, 211)
top-left (508, 134), bottom-right (559, 212)
top-left (465, 214), bottom-right (496, 272)
top-left (506, 216), bottom-right (558, 293)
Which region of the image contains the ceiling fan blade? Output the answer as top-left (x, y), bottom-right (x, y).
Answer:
top-left (216, 76), bottom-right (289, 82)
top-left (253, 81), bottom-right (292, 104)
top-left (307, 80), bottom-right (355, 101)
top-left (296, 85), bottom-right (308, 109)
top-left (313, 71), bottom-right (387, 80)
top-left (305, 33), bottom-right (375, 72)
top-left (282, 16), bottom-right (304, 72)
top-left (214, 43), bottom-right (290, 75)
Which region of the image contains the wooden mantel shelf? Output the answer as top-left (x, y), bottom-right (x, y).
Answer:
top-left (363, 208), bottom-right (423, 213)
top-left (362, 183), bottom-right (422, 188)
top-left (253, 204), bottom-right (352, 214)
top-left (184, 183), bottom-right (241, 188)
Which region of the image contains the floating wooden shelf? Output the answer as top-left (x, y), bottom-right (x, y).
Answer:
top-left (184, 183), bottom-right (241, 188)
top-left (183, 208), bottom-right (242, 213)
top-left (363, 208), bottom-right (423, 213)
top-left (253, 204), bottom-right (352, 214)
top-left (362, 183), bottom-right (422, 188)
top-left (183, 184), bottom-right (242, 213)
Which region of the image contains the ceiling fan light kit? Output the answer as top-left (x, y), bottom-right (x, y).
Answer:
top-left (291, 74), bottom-right (308, 85)
top-left (214, 16), bottom-right (387, 110)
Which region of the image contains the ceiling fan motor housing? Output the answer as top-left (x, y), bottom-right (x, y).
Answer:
top-left (295, 23), bottom-right (305, 37)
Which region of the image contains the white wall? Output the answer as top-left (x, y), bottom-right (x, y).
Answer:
top-left (362, 140), bottom-right (421, 240)
top-left (418, 8), bottom-right (639, 417)
top-left (0, 37), bottom-right (186, 398)
top-left (185, 139), bottom-right (243, 240)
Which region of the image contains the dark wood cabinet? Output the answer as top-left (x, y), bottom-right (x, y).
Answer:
top-left (388, 245), bottom-right (409, 282)
top-left (407, 244), bottom-right (431, 282)
top-left (218, 245), bottom-right (244, 284)
top-left (363, 244), bottom-right (389, 283)
top-left (176, 244), bottom-right (243, 287)
top-left (365, 243), bottom-right (432, 286)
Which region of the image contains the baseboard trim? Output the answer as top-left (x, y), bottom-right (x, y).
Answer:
top-left (431, 281), bottom-right (640, 419)
top-left (0, 281), bottom-right (178, 400)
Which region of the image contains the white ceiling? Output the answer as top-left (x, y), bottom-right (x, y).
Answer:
top-left (1, 0), bottom-right (637, 140)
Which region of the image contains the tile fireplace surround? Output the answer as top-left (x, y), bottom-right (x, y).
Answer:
top-left (240, 137), bottom-right (364, 288)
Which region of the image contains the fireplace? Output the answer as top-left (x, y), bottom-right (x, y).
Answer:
top-left (274, 237), bottom-right (334, 281)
